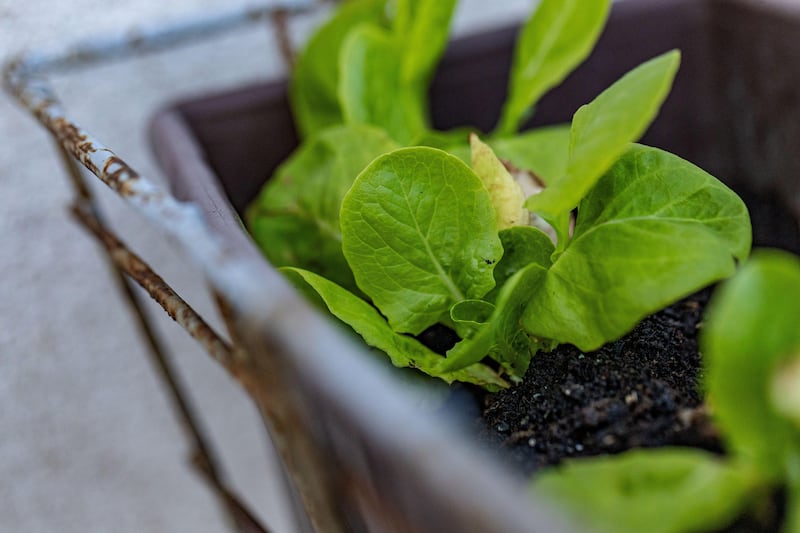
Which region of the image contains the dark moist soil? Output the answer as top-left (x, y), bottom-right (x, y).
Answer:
top-left (474, 288), bottom-right (717, 475)
top-left (454, 189), bottom-right (800, 477)
top-left (432, 287), bottom-right (786, 532)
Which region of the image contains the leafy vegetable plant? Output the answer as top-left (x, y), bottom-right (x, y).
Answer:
top-left (533, 250), bottom-right (800, 533)
top-left (247, 0), bottom-right (751, 389)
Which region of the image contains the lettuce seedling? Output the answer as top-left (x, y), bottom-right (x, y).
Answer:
top-left (248, 125), bottom-right (397, 294)
top-left (495, 0), bottom-right (610, 135)
top-left (247, 0), bottom-right (751, 387)
top-left (289, 0), bottom-right (388, 136)
top-left (532, 250), bottom-right (800, 533)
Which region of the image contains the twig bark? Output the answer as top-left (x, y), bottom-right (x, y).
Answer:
top-left (70, 202), bottom-right (271, 533)
top-left (271, 9), bottom-right (296, 71)
top-left (60, 145), bottom-right (269, 533)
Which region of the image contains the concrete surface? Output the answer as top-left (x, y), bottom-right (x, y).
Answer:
top-left (0, 1), bottom-right (529, 531)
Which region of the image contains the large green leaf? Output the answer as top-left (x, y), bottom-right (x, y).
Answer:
top-left (522, 145), bottom-right (751, 350)
top-left (290, 0), bottom-right (388, 137)
top-left (392, 0), bottom-right (458, 85)
top-left (247, 125), bottom-right (397, 293)
top-left (340, 147), bottom-right (503, 335)
top-left (339, 25), bottom-right (427, 144)
top-left (284, 267), bottom-right (507, 390)
top-left (495, 0), bottom-right (611, 135)
top-left (526, 51), bottom-right (681, 223)
top-left (533, 448), bottom-right (759, 533)
top-left (490, 124), bottom-right (571, 185)
top-left (703, 250), bottom-right (800, 480)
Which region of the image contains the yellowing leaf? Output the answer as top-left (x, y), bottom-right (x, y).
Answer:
top-left (469, 133), bottom-right (527, 230)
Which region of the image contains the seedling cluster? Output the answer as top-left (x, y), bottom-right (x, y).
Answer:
top-left (247, 0), bottom-right (750, 388)
top-left (243, 0), bottom-right (800, 530)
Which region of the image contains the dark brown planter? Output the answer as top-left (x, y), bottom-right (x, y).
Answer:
top-left (149, 0), bottom-right (800, 530)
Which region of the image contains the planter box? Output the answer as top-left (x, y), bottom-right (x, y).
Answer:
top-left (149, 0), bottom-right (800, 530)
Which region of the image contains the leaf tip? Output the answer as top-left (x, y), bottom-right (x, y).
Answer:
top-left (655, 48), bottom-right (682, 77)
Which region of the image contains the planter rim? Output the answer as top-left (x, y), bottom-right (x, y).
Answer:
top-left (150, 0), bottom-right (800, 529)
top-left (149, 39), bottom-right (576, 533)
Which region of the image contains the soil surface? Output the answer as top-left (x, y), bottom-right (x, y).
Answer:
top-left (450, 287), bottom-right (783, 532)
top-left (473, 289), bottom-right (716, 474)
top-left (422, 189), bottom-right (800, 531)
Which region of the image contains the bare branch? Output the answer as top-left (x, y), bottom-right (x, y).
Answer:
top-left (271, 9), bottom-right (297, 71)
top-left (71, 203), bottom-right (234, 368)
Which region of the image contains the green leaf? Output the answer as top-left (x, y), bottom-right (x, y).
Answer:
top-left (786, 478), bottom-right (800, 533)
top-left (470, 134), bottom-right (527, 230)
top-left (339, 25), bottom-right (427, 144)
top-left (522, 145), bottom-right (751, 350)
top-left (246, 125), bottom-right (398, 293)
top-left (526, 51), bottom-right (681, 221)
top-left (340, 147), bottom-right (503, 335)
top-left (443, 227), bottom-right (555, 377)
top-left (451, 299), bottom-right (495, 328)
top-left (703, 250), bottom-right (800, 480)
top-left (290, 0), bottom-right (388, 137)
top-left (491, 262), bottom-right (554, 377)
top-left (450, 299), bottom-right (495, 339)
top-left (440, 320), bottom-right (495, 374)
top-left (486, 225), bottom-right (554, 302)
top-left (392, 0), bottom-right (458, 85)
top-left (495, 0), bottom-right (611, 135)
top-left (284, 267), bottom-right (508, 390)
top-left (533, 448), bottom-right (759, 533)
top-left (413, 128), bottom-right (472, 163)
top-left (490, 124), bottom-right (571, 185)
top-left (443, 261), bottom-right (550, 380)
